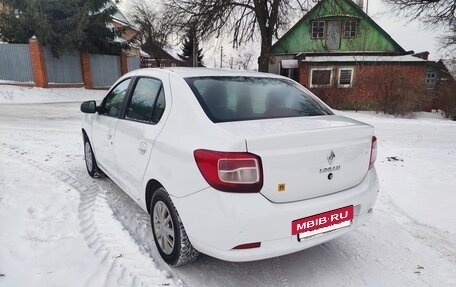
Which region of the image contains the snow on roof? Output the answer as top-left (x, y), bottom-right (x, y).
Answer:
top-left (140, 50), bottom-right (151, 58)
top-left (163, 47), bottom-right (180, 61)
top-left (302, 55), bottom-right (428, 63)
top-left (111, 37), bottom-right (128, 44)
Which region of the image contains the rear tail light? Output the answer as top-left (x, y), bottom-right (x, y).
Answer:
top-left (194, 149), bottom-right (263, 193)
top-left (369, 136), bottom-right (377, 170)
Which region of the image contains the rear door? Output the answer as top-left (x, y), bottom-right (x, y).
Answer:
top-left (91, 78), bottom-right (131, 180)
top-left (113, 75), bottom-right (168, 200)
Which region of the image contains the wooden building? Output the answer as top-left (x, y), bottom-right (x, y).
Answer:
top-left (269, 0), bottom-right (454, 111)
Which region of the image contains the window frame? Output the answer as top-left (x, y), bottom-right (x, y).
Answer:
top-left (425, 71), bottom-right (437, 90)
top-left (123, 76), bottom-right (167, 125)
top-left (310, 67), bottom-right (333, 88)
top-left (343, 20), bottom-right (358, 38)
top-left (311, 21), bottom-right (326, 39)
top-left (338, 67), bottom-right (355, 88)
top-left (99, 78), bottom-right (133, 118)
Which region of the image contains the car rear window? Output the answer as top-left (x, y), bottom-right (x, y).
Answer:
top-left (185, 77), bottom-right (333, 123)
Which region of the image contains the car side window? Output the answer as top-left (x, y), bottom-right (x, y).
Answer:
top-left (101, 79), bottom-right (131, 117)
top-left (127, 77), bottom-right (166, 124)
top-left (151, 88), bottom-right (166, 124)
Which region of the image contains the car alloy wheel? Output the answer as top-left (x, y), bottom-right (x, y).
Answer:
top-left (150, 188), bottom-right (199, 266)
top-left (83, 136), bottom-right (103, 178)
top-left (84, 141), bottom-right (93, 172)
top-left (153, 201), bottom-right (175, 255)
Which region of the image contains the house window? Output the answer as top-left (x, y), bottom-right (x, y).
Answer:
top-left (312, 21), bottom-right (325, 39)
top-left (310, 68), bottom-right (333, 87)
top-left (344, 20), bottom-right (358, 38)
top-left (338, 68), bottom-right (354, 87)
top-left (425, 71), bottom-right (437, 89)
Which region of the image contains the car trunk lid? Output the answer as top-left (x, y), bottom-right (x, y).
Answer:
top-left (217, 115), bottom-right (373, 203)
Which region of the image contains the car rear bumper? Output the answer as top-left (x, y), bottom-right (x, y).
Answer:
top-left (172, 168), bottom-right (379, 262)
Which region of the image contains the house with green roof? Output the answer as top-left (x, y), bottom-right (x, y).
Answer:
top-left (269, 0), bottom-right (451, 111)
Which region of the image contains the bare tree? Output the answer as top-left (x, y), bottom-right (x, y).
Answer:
top-left (385, 0), bottom-right (456, 27)
top-left (130, 1), bottom-right (175, 66)
top-left (385, 0), bottom-right (456, 60)
top-left (235, 48), bottom-right (255, 70)
top-left (163, 0), bottom-right (310, 72)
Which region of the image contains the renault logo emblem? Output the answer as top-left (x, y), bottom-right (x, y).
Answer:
top-left (327, 150), bottom-right (335, 165)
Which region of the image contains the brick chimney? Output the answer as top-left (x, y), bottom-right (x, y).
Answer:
top-left (413, 51), bottom-right (429, 60)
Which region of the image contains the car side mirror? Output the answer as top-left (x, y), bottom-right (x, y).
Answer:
top-left (81, 100), bottom-right (97, 113)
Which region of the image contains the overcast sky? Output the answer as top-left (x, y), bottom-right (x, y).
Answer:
top-left (119, 0), bottom-right (447, 68)
top-left (367, 0), bottom-right (446, 60)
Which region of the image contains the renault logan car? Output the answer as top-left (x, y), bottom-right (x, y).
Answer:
top-left (81, 68), bottom-right (379, 266)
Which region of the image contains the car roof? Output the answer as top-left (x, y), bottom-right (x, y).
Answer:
top-left (133, 67), bottom-right (287, 79)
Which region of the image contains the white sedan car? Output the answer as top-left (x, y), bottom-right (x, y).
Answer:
top-left (81, 68), bottom-right (379, 266)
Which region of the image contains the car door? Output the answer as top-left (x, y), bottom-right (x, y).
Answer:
top-left (91, 78), bottom-right (132, 180)
top-left (113, 75), bottom-right (168, 200)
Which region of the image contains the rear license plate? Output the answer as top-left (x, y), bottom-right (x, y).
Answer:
top-left (292, 206), bottom-right (354, 240)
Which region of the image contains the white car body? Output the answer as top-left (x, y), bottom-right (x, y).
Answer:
top-left (82, 68), bottom-right (379, 263)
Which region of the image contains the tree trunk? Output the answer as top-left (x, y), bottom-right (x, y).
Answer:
top-left (258, 31), bottom-right (272, 72)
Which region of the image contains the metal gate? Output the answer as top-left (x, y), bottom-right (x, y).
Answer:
top-left (0, 44), bottom-right (34, 83)
top-left (90, 54), bottom-right (121, 88)
top-left (127, 56), bottom-right (140, 72)
top-left (43, 47), bottom-right (83, 84)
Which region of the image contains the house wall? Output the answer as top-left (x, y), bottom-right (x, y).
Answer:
top-left (112, 21), bottom-right (138, 42)
top-left (268, 54), bottom-right (296, 74)
top-left (141, 58), bottom-right (191, 68)
top-left (299, 62), bottom-right (428, 108)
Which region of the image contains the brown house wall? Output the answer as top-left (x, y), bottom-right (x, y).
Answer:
top-left (112, 21), bottom-right (138, 42)
top-left (299, 63), bottom-right (428, 108)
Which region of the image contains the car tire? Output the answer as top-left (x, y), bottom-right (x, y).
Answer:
top-left (150, 187), bottom-right (199, 266)
top-left (83, 137), bottom-right (103, 178)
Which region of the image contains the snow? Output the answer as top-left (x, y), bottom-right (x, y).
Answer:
top-left (0, 88), bottom-right (455, 286)
top-left (341, 111), bottom-right (456, 234)
top-left (301, 54), bottom-right (428, 63)
top-left (0, 85), bottom-right (106, 105)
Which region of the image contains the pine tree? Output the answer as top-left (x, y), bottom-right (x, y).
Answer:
top-left (178, 26), bottom-right (204, 67)
top-left (0, 0), bottom-right (122, 56)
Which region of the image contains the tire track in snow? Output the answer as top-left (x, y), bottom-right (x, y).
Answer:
top-left (270, 257), bottom-right (289, 287)
top-left (378, 190), bottom-right (456, 264)
top-left (259, 257), bottom-right (289, 287)
top-left (0, 145), bottom-right (178, 287)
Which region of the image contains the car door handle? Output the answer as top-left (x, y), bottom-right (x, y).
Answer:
top-left (138, 142), bottom-right (148, 153)
top-left (107, 129), bottom-right (113, 139)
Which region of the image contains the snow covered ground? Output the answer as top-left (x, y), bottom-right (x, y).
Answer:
top-left (0, 85), bottom-right (106, 104)
top-left (0, 86), bottom-right (455, 287)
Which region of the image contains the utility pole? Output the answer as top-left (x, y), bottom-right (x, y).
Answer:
top-left (192, 35), bottom-right (197, 67)
top-left (220, 46), bottom-right (223, 68)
